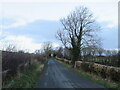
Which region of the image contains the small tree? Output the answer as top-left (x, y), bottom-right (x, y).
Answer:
top-left (5, 44), bottom-right (17, 52)
top-left (35, 49), bottom-right (41, 54)
top-left (104, 50), bottom-right (112, 56)
top-left (97, 48), bottom-right (104, 56)
top-left (55, 47), bottom-right (64, 58)
top-left (42, 42), bottom-right (53, 58)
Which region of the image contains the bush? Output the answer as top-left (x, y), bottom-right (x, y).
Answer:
top-left (75, 60), bottom-right (120, 82)
top-left (58, 58), bottom-right (120, 82)
top-left (75, 61), bottom-right (82, 69)
top-left (88, 63), bottom-right (94, 74)
top-left (107, 67), bottom-right (120, 82)
top-left (2, 51), bottom-right (46, 83)
top-left (80, 62), bottom-right (90, 72)
top-left (99, 65), bottom-right (107, 78)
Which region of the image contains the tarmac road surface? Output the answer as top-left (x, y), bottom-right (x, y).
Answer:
top-left (36, 58), bottom-right (107, 89)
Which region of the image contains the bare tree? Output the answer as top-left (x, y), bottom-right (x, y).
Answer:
top-left (56, 6), bottom-right (101, 66)
top-left (97, 48), bottom-right (104, 56)
top-left (5, 44), bottom-right (17, 52)
top-left (55, 47), bottom-right (64, 58)
top-left (63, 48), bottom-right (71, 59)
top-left (111, 50), bottom-right (118, 56)
top-left (104, 49), bottom-right (113, 56)
top-left (42, 42), bottom-right (53, 57)
top-left (35, 49), bottom-right (41, 54)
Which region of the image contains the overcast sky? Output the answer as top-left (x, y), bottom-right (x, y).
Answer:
top-left (0, 0), bottom-right (119, 52)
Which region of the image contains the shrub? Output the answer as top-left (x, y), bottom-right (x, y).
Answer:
top-left (99, 65), bottom-right (107, 78)
top-left (75, 60), bottom-right (120, 82)
top-left (2, 51), bottom-right (45, 82)
top-left (107, 67), bottom-right (120, 82)
top-left (80, 62), bottom-right (90, 72)
top-left (75, 61), bottom-right (82, 69)
top-left (59, 58), bottom-right (120, 82)
top-left (88, 63), bottom-right (94, 74)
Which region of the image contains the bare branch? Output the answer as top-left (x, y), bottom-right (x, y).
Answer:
top-left (56, 6), bottom-right (101, 65)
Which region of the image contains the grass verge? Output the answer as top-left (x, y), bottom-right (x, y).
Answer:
top-left (57, 59), bottom-right (120, 90)
top-left (3, 61), bottom-right (47, 88)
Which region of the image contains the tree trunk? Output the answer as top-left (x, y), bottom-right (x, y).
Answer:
top-left (71, 48), bottom-right (80, 68)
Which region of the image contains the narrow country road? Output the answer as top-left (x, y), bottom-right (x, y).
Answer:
top-left (36, 58), bottom-right (106, 89)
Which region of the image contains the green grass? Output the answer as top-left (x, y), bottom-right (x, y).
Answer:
top-left (56, 59), bottom-right (120, 90)
top-left (3, 61), bottom-right (47, 88)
